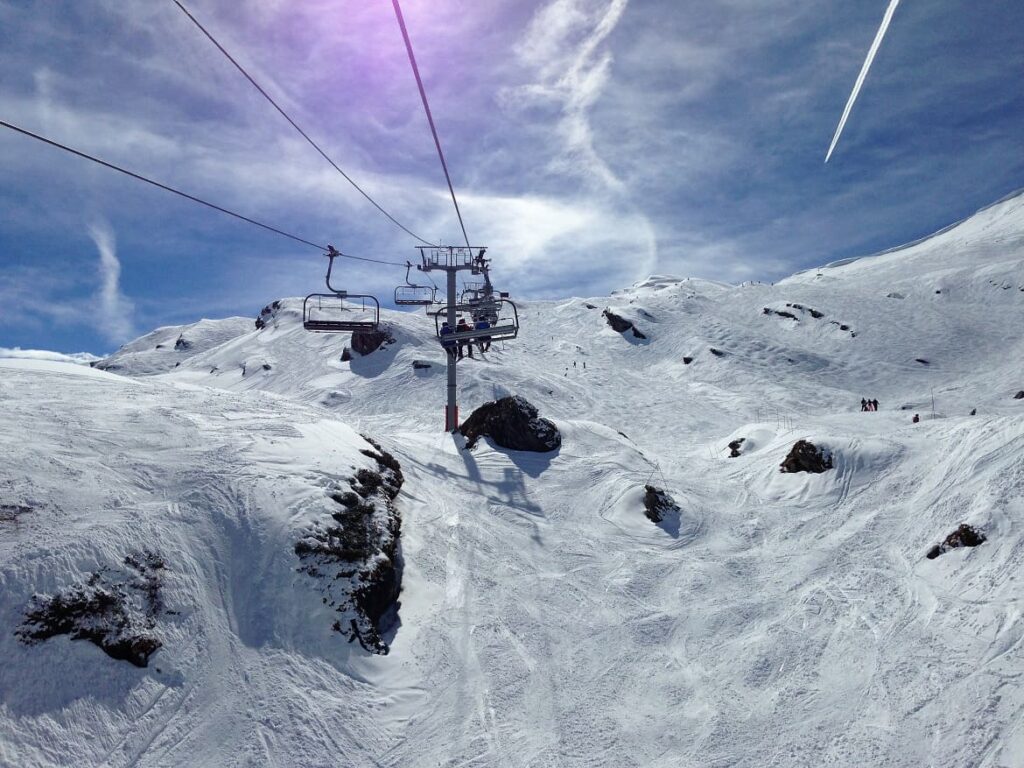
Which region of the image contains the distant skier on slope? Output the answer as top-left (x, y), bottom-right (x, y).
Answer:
top-left (861, 398), bottom-right (868, 411)
top-left (912, 413), bottom-right (920, 423)
top-left (872, 398), bottom-right (879, 411)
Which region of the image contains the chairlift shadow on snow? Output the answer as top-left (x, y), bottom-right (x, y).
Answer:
top-left (451, 431), bottom-right (559, 479)
top-left (346, 340), bottom-right (399, 379)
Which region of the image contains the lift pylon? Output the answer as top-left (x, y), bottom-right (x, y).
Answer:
top-left (417, 246), bottom-right (515, 432)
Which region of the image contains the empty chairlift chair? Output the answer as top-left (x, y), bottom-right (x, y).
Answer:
top-left (303, 246), bottom-right (381, 333)
top-left (394, 262), bottom-right (437, 306)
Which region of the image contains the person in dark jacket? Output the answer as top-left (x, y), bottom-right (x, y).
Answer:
top-left (871, 398), bottom-right (879, 411)
top-left (861, 398), bottom-right (868, 411)
top-left (456, 318), bottom-right (474, 360)
top-left (474, 318), bottom-right (491, 353)
top-left (440, 322), bottom-right (457, 360)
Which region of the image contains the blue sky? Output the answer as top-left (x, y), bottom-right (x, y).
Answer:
top-left (1, 0), bottom-right (1022, 355)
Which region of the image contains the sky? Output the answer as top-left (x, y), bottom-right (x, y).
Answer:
top-left (1, 0), bottom-right (1023, 355)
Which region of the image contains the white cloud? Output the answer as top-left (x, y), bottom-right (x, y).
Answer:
top-left (0, 347), bottom-right (101, 364)
top-left (88, 220), bottom-right (136, 344)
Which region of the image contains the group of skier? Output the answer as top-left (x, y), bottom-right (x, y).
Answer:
top-left (860, 398), bottom-right (880, 411)
top-left (439, 316), bottom-right (491, 360)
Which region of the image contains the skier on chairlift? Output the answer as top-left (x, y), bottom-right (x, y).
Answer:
top-left (456, 318), bottom-right (474, 360)
top-left (475, 316), bottom-right (491, 353)
top-left (440, 321), bottom-right (457, 360)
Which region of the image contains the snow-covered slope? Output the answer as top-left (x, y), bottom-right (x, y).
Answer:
top-left (2, 191), bottom-right (1024, 767)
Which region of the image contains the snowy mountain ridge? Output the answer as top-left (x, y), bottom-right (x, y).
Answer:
top-left (1, 190), bottom-right (1024, 766)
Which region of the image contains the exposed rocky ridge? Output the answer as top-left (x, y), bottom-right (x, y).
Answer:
top-left (460, 396), bottom-right (561, 452)
top-left (16, 551), bottom-right (166, 667)
top-left (294, 438), bottom-right (404, 655)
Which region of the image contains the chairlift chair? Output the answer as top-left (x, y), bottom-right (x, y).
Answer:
top-left (394, 262), bottom-right (437, 306)
top-left (434, 298), bottom-right (519, 345)
top-left (303, 246), bottom-right (381, 333)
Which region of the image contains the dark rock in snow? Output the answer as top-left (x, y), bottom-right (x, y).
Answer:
top-left (763, 307), bottom-right (798, 320)
top-left (460, 396), bottom-right (561, 452)
top-left (728, 438), bottom-right (745, 458)
top-left (174, 335), bottom-right (192, 351)
top-left (780, 440), bottom-right (833, 474)
top-left (602, 310), bottom-right (647, 340)
top-left (341, 348), bottom-right (353, 362)
top-left (294, 438), bottom-right (403, 655)
top-left (926, 524), bottom-right (986, 560)
top-left (643, 485), bottom-right (680, 524)
top-left (709, 348), bottom-right (725, 358)
top-left (0, 504), bottom-right (32, 522)
top-left (255, 300), bottom-right (282, 330)
top-left (16, 551), bottom-right (166, 667)
top-left (584, 303), bottom-right (597, 309)
top-left (351, 328), bottom-right (395, 357)
top-left (412, 360), bottom-right (432, 370)
top-left (1014, 391), bottom-right (1024, 400)
top-left (682, 357), bottom-right (693, 365)
top-left (915, 358), bottom-right (930, 365)
top-left (262, 363), bottom-right (272, 371)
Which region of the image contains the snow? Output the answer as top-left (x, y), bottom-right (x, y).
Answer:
top-left (2, 190), bottom-right (1024, 766)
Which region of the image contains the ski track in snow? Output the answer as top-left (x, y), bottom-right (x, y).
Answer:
top-left (2, 192), bottom-right (1024, 766)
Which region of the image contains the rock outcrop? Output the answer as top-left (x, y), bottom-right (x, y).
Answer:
top-left (926, 524), bottom-right (986, 560)
top-left (643, 485), bottom-right (680, 524)
top-left (728, 438), bottom-right (745, 458)
top-left (294, 438), bottom-right (403, 655)
top-left (17, 551), bottom-right (166, 667)
top-left (351, 328), bottom-right (395, 357)
top-left (780, 440), bottom-right (833, 474)
top-left (255, 300), bottom-right (282, 330)
top-left (602, 310), bottom-right (647, 340)
top-left (460, 396), bottom-right (561, 452)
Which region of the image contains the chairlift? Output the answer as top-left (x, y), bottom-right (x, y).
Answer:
top-left (394, 262), bottom-right (437, 306)
top-left (434, 298), bottom-right (519, 345)
top-left (303, 246), bottom-right (381, 333)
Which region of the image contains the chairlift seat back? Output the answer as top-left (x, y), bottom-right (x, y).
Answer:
top-left (303, 293), bottom-right (380, 333)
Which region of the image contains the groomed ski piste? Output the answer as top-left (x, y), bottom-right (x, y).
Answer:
top-left (2, 191), bottom-right (1023, 767)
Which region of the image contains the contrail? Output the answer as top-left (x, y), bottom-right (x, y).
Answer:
top-left (825, 0), bottom-right (901, 163)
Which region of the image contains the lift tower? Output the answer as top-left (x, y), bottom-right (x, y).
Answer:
top-left (418, 245), bottom-right (486, 432)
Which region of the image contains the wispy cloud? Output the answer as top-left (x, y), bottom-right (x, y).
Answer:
top-left (87, 220), bottom-right (136, 344)
top-left (503, 0), bottom-right (631, 190)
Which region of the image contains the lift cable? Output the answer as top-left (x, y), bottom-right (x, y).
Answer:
top-left (172, 0), bottom-right (436, 247)
top-left (0, 119), bottom-right (407, 267)
top-left (391, 0), bottom-right (472, 250)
